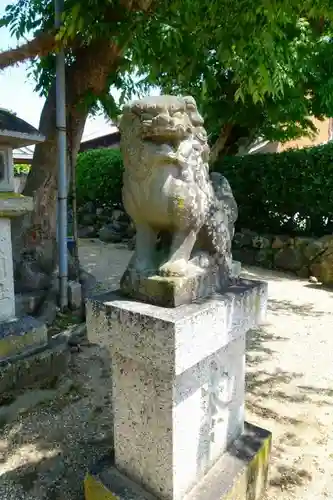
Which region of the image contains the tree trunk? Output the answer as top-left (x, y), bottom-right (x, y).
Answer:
top-left (210, 123), bottom-right (255, 164)
top-left (210, 123), bottom-right (234, 165)
top-left (12, 38), bottom-right (123, 298)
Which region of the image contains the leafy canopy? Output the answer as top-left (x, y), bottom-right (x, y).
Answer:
top-left (138, 15), bottom-right (333, 152)
top-left (2, 0), bottom-right (333, 113)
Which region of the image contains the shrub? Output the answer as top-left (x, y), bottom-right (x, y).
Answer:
top-left (76, 148), bottom-right (123, 208)
top-left (14, 163), bottom-right (30, 176)
top-left (213, 142), bottom-right (333, 236)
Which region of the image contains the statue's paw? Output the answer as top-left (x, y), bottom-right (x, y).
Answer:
top-left (159, 259), bottom-right (188, 277)
top-left (159, 259), bottom-right (200, 277)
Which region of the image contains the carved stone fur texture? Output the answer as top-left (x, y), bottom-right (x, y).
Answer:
top-left (119, 95), bottom-right (237, 278)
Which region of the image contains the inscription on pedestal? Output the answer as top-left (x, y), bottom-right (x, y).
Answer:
top-left (198, 362), bottom-right (236, 474)
top-left (200, 365), bottom-right (233, 432)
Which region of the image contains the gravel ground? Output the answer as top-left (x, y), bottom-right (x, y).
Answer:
top-left (0, 238), bottom-right (332, 499)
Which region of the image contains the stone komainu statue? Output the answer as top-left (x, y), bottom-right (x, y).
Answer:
top-left (119, 95), bottom-right (238, 287)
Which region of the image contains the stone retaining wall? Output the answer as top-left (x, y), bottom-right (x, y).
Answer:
top-left (232, 229), bottom-right (333, 285)
top-left (77, 200), bottom-right (333, 286)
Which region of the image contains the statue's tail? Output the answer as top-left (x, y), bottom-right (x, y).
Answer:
top-left (197, 173), bottom-right (238, 282)
top-left (210, 172), bottom-right (238, 235)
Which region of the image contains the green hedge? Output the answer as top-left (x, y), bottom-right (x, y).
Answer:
top-left (76, 143), bottom-right (333, 236)
top-left (214, 142), bottom-right (333, 236)
top-left (76, 148), bottom-right (123, 207)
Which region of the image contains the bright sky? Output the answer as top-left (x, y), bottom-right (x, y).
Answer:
top-left (0, 0), bottom-right (158, 139)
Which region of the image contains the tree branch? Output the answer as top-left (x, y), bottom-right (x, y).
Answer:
top-left (0, 0), bottom-right (156, 71)
top-left (0, 31), bottom-right (57, 70)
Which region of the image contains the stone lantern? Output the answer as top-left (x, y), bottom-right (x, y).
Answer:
top-left (0, 109), bottom-right (47, 360)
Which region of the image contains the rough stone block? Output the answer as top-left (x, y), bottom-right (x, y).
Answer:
top-left (0, 334), bottom-right (70, 404)
top-left (84, 423), bottom-right (272, 500)
top-left (86, 279), bottom-right (268, 500)
top-left (0, 316), bottom-right (47, 361)
top-left (120, 262), bottom-right (229, 308)
top-left (68, 280), bottom-right (82, 310)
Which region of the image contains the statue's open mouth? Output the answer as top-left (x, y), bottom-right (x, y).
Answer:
top-left (142, 122), bottom-right (190, 142)
top-left (142, 139), bottom-right (180, 165)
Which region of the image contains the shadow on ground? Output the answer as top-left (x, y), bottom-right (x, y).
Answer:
top-left (269, 299), bottom-right (331, 317)
top-left (0, 345), bottom-right (114, 500)
top-left (246, 303), bottom-right (333, 495)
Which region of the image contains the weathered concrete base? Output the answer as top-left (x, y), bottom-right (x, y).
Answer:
top-left (0, 334), bottom-right (70, 404)
top-left (185, 422), bottom-right (271, 500)
top-left (84, 422), bottom-right (271, 500)
top-left (120, 260), bottom-right (241, 308)
top-left (0, 316), bottom-right (47, 360)
top-left (120, 263), bottom-right (222, 308)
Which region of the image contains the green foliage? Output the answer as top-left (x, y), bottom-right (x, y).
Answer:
top-left (151, 17), bottom-right (333, 157)
top-left (76, 148), bottom-right (123, 207)
top-left (214, 143), bottom-right (333, 236)
top-left (14, 163), bottom-right (30, 176)
top-left (2, 0), bottom-right (333, 112)
top-left (134, 7), bottom-right (333, 108)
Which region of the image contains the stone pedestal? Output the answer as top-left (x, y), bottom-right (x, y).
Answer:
top-left (85, 279), bottom-right (271, 500)
top-left (0, 196), bottom-right (35, 332)
top-left (0, 195), bottom-right (69, 401)
top-left (0, 217), bottom-right (15, 321)
top-left (0, 196), bottom-right (35, 331)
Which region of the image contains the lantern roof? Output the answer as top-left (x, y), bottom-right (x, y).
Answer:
top-left (0, 109), bottom-right (45, 147)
